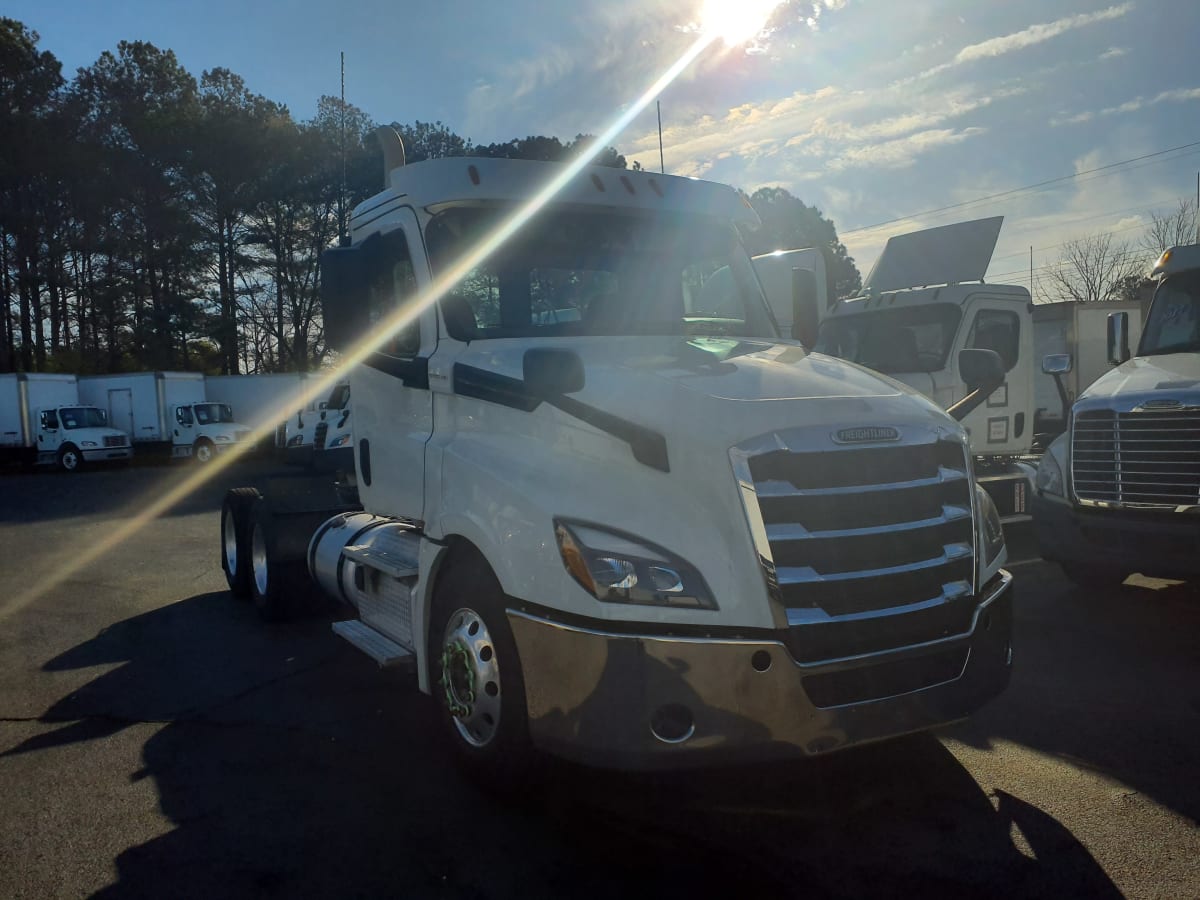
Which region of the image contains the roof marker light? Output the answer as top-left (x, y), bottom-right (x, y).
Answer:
top-left (467, 165), bottom-right (480, 185)
top-left (591, 174), bottom-right (606, 192)
top-left (620, 175), bottom-right (636, 195)
top-left (648, 179), bottom-right (664, 198)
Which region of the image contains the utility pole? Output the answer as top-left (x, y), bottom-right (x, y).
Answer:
top-left (339, 51), bottom-right (347, 246)
top-left (1030, 245), bottom-right (1034, 303)
top-left (657, 101), bottom-right (665, 174)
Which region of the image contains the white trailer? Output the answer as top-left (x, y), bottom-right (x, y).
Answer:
top-left (78, 371), bottom-right (251, 463)
top-left (218, 138), bottom-right (1013, 781)
top-left (205, 372), bottom-right (309, 453)
top-left (0, 373), bottom-right (132, 471)
top-left (1031, 299), bottom-right (1147, 435)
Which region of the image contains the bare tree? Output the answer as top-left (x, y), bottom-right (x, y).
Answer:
top-left (1040, 232), bottom-right (1144, 304)
top-left (1141, 199), bottom-right (1198, 258)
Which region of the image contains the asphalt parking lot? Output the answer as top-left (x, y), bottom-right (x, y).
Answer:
top-left (0, 462), bottom-right (1196, 898)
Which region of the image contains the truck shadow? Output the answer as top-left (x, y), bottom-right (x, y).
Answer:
top-left (945, 561), bottom-right (1200, 826)
top-left (6, 589), bottom-right (1125, 899)
top-left (0, 458), bottom-right (314, 524)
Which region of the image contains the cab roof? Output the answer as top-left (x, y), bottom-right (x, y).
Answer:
top-left (1151, 243), bottom-right (1200, 278)
top-left (351, 157), bottom-right (759, 227)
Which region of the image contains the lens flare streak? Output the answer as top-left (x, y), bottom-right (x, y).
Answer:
top-left (7, 30), bottom-right (722, 620)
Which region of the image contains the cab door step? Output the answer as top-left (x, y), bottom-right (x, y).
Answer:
top-left (332, 620), bottom-right (413, 668)
top-left (342, 534), bottom-right (419, 579)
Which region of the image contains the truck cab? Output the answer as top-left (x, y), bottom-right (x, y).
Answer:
top-left (1033, 244), bottom-right (1200, 585)
top-left (35, 404), bottom-right (132, 471)
top-left (171, 402), bottom-right (250, 463)
top-left (223, 142), bottom-right (1013, 776)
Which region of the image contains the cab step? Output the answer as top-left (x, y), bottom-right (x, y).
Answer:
top-left (342, 531), bottom-right (419, 579)
top-left (332, 620), bottom-right (413, 668)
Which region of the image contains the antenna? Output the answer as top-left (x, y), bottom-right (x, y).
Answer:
top-left (339, 51), bottom-right (347, 247)
top-left (657, 100), bottom-right (665, 174)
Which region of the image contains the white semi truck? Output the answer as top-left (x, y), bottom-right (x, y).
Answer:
top-left (0, 373), bottom-right (132, 471)
top-left (79, 371), bottom-right (251, 462)
top-left (1033, 244), bottom-right (1200, 586)
top-left (281, 381), bottom-right (351, 469)
top-left (220, 138), bottom-right (1014, 777)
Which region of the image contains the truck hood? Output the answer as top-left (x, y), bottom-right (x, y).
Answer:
top-left (460, 335), bottom-right (957, 445)
top-left (1078, 353), bottom-right (1200, 408)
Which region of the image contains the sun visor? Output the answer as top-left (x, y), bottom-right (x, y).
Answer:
top-left (864, 216), bottom-right (1004, 294)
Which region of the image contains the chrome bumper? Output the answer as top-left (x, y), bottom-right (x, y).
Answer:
top-left (82, 446), bottom-right (132, 461)
top-left (508, 571), bottom-right (1012, 769)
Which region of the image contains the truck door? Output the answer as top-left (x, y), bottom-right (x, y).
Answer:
top-left (108, 389), bottom-right (134, 442)
top-left (961, 302), bottom-right (1027, 454)
top-left (352, 209), bottom-right (436, 518)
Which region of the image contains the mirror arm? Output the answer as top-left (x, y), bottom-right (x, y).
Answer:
top-left (947, 377), bottom-right (1003, 422)
top-left (1052, 372), bottom-right (1070, 422)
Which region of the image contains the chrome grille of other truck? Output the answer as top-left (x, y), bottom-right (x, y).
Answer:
top-left (1072, 408), bottom-right (1200, 507)
top-left (733, 428), bottom-right (975, 663)
top-left (313, 421), bottom-right (329, 452)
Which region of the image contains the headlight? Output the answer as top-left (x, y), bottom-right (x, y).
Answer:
top-left (1035, 451), bottom-right (1064, 496)
top-left (975, 485), bottom-right (1005, 568)
top-left (328, 433), bottom-right (351, 449)
top-left (80, 440), bottom-right (97, 447)
top-left (554, 519), bottom-right (717, 610)
top-left (287, 434), bottom-right (304, 447)
top-left (214, 434), bottom-right (232, 442)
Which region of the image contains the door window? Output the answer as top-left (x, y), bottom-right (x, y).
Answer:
top-left (40, 410), bottom-right (58, 430)
top-left (966, 309), bottom-right (1020, 371)
top-left (176, 406), bottom-right (194, 426)
top-left (366, 229), bottom-right (421, 357)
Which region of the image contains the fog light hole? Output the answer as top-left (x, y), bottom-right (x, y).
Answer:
top-left (751, 650), bottom-right (772, 672)
top-left (650, 704), bottom-right (695, 744)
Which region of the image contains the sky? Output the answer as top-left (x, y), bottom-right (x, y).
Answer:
top-left (9, 0), bottom-right (1200, 289)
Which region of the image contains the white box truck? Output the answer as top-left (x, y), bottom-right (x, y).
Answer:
top-left (1031, 299), bottom-right (1146, 437)
top-left (78, 371), bottom-right (251, 462)
top-left (205, 372), bottom-right (309, 454)
top-left (1033, 244), bottom-right (1200, 586)
top-left (218, 135), bottom-right (1014, 780)
top-left (0, 373), bottom-right (132, 471)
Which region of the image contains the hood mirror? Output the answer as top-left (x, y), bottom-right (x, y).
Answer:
top-left (523, 348), bottom-right (585, 397)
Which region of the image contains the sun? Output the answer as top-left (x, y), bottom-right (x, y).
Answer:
top-left (699, 0), bottom-right (784, 47)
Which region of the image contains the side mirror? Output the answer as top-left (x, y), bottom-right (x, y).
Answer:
top-left (320, 233), bottom-right (382, 352)
top-left (791, 269), bottom-right (820, 347)
top-left (1107, 312), bottom-right (1130, 365)
top-left (523, 348), bottom-right (585, 397)
top-left (1041, 353), bottom-right (1073, 375)
top-left (948, 348), bottom-right (1005, 422)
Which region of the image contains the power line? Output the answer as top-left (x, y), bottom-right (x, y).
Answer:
top-left (841, 140), bottom-right (1200, 237)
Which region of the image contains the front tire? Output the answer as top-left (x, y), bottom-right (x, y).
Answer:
top-left (57, 444), bottom-right (83, 473)
top-left (429, 550), bottom-right (531, 783)
top-left (194, 438), bottom-right (215, 464)
top-left (221, 487), bottom-right (261, 599)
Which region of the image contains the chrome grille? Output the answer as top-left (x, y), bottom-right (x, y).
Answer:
top-left (737, 431), bottom-right (976, 663)
top-left (313, 421), bottom-right (329, 452)
top-left (103, 435), bottom-right (125, 448)
top-left (1072, 409), bottom-right (1200, 507)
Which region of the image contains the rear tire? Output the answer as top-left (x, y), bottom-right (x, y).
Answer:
top-left (57, 444), bottom-right (83, 473)
top-left (429, 548), bottom-right (531, 786)
top-left (221, 487), bottom-right (262, 599)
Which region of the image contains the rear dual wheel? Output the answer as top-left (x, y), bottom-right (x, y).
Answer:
top-left (221, 487), bottom-right (262, 598)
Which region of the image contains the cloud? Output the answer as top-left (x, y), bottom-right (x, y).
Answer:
top-left (908, 3), bottom-right (1134, 82)
top-left (953, 4), bottom-right (1133, 63)
top-left (1051, 85), bottom-right (1200, 126)
top-left (1099, 46), bottom-right (1129, 60)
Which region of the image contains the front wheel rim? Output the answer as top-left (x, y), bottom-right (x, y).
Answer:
top-left (440, 608), bottom-right (502, 748)
top-left (63, 451), bottom-right (78, 470)
top-left (251, 523), bottom-right (269, 597)
top-left (196, 444), bottom-right (212, 462)
top-left (223, 507), bottom-right (238, 576)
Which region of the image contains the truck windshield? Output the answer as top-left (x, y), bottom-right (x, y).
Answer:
top-left (426, 207), bottom-right (778, 340)
top-left (193, 403), bottom-right (235, 424)
top-left (1140, 274), bottom-right (1200, 356)
top-left (59, 407), bottom-right (107, 429)
top-left (814, 303), bottom-right (962, 374)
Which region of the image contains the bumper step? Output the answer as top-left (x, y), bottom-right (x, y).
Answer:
top-left (332, 620), bottom-right (413, 667)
